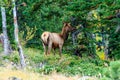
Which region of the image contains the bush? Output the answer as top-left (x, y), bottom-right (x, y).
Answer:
top-left (101, 61), bottom-right (120, 80)
top-left (32, 54), bottom-right (105, 77)
top-left (2, 52), bottom-right (19, 64)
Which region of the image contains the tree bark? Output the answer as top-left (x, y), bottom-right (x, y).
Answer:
top-left (12, 0), bottom-right (26, 68)
top-left (115, 25), bottom-right (120, 33)
top-left (1, 6), bottom-right (12, 55)
top-left (115, 17), bottom-right (120, 33)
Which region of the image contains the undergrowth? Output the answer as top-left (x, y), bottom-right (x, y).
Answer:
top-left (15, 48), bottom-right (109, 76)
top-left (0, 47), bottom-right (111, 79)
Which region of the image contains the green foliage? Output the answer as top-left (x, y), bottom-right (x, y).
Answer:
top-left (0, 0), bottom-right (11, 6)
top-left (0, 0), bottom-right (120, 59)
top-left (101, 61), bottom-right (120, 80)
top-left (44, 57), bottom-right (104, 76)
top-left (23, 48), bottom-right (104, 76)
top-left (9, 53), bottom-right (20, 64)
top-left (0, 0), bottom-right (120, 78)
top-left (109, 32), bottom-right (120, 59)
top-left (2, 52), bottom-right (20, 64)
top-left (19, 23), bottom-right (37, 46)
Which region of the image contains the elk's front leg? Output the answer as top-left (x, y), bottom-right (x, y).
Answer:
top-left (59, 44), bottom-right (62, 57)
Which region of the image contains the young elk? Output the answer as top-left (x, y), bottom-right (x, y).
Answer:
top-left (41, 22), bottom-right (75, 56)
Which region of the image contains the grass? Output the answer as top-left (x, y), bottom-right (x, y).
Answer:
top-left (0, 67), bottom-right (40, 80)
top-left (0, 48), bottom-right (81, 80)
top-left (0, 66), bottom-right (80, 80)
top-left (22, 48), bottom-right (105, 77)
top-left (0, 47), bottom-right (109, 80)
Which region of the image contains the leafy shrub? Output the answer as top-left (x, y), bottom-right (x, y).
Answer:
top-left (31, 53), bottom-right (105, 77)
top-left (101, 61), bottom-right (120, 80)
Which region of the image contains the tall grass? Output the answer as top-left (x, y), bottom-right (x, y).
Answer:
top-left (0, 47), bottom-right (109, 79)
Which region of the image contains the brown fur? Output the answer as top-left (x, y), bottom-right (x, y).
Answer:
top-left (41, 22), bottom-right (75, 56)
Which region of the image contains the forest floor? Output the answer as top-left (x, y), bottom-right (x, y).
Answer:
top-left (0, 64), bottom-right (97, 80)
top-left (0, 48), bottom-right (100, 80)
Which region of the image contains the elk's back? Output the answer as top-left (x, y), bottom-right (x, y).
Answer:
top-left (51, 33), bottom-right (64, 48)
top-left (41, 31), bottom-right (64, 48)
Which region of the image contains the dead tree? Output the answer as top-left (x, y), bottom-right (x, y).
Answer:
top-left (115, 13), bottom-right (120, 33)
top-left (12, 0), bottom-right (26, 68)
top-left (1, 6), bottom-right (12, 55)
top-left (0, 33), bottom-right (4, 47)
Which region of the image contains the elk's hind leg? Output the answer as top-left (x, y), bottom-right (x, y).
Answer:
top-left (47, 41), bottom-right (52, 55)
top-left (42, 43), bottom-right (47, 55)
top-left (53, 48), bottom-right (56, 55)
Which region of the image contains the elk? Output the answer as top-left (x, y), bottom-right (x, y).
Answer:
top-left (41, 22), bottom-right (75, 56)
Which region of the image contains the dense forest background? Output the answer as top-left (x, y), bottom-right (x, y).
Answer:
top-left (0, 0), bottom-right (120, 80)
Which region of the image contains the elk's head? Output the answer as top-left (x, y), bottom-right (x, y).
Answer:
top-left (63, 22), bottom-right (76, 32)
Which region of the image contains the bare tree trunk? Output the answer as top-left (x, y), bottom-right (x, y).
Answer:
top-left (1, 6), bottom-right (11, 55)
top-left (115, 18), bottom-right (120, 33)
top-left (115, 25), bottom-right (120, 33)
top-left (12, 0), bottom-right (26, 68)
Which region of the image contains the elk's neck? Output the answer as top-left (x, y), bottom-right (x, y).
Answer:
top-left (60, 30), bottom-right (69, 40)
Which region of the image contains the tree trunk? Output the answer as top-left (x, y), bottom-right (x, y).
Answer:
top-left (115, 18), bottom-right (120, 33)
top-left (1, 6), bottom-right (12, 55)
top-left (12, 0), bottom-right (26, 68)
top-left (115, 25), bottom-right (120, 33)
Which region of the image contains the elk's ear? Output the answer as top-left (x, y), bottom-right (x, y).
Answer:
top-left (63, 22), bottom-right (67, 26)
top-left (68, 23), bottom-right (71, 26)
